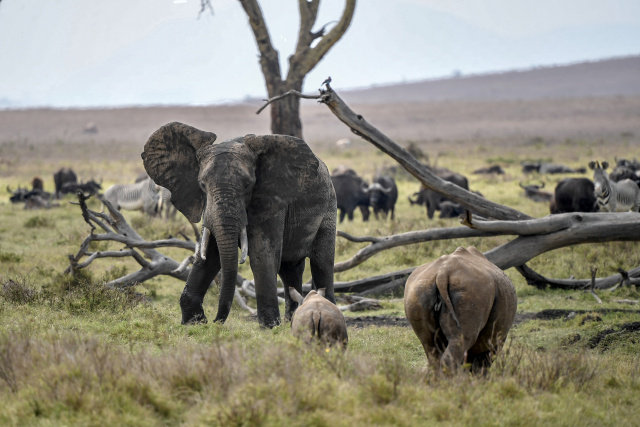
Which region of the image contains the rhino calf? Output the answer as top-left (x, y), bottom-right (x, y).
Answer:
top-left (289, 288), bottom-right (348, 348)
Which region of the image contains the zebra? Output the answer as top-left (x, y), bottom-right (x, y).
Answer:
top-left (158, 186), bottom-right (178, 220)
top-left (101, 178), bottom-right (162, 217)
top-left (589, 161), bottom-right (640, 212)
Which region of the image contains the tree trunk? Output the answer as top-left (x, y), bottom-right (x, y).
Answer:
top-left (268, 80), bottom-right (303, 138)
top-left (239, 0), bottom-right (356, 138)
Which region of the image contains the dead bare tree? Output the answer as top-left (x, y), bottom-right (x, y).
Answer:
top-left (206, 0), bottom-right (356, 138)
top-left (258, 83), bottom-right (640, 294)
top-left (67, 195), bottom-right (388, 311)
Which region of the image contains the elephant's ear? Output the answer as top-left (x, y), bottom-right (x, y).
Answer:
top-left (244, 134), bottom-right (320, 222)
top-left (141, 122), bottom-right (217, 223)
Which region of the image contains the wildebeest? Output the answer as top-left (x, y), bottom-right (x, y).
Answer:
top-left (31, 176), bottom-right (44, 191)
top-left (549, 178), bottom-right (597, 214)
top-left (472, 165), bottom-right (505, 175)
top-left (409, 168), bottom-right (469, 219)
top-left (289, 288), bottom-right (348, 348)
top-left (404, 246), bottom-right (517, 372)
top-left (59, 179), bottom-right (102, 197)
top-left (521, 161), bottom-right (585, 175)
top-left (53, 167), bottom-right (78, 198)
top-left (8, 176), bottom-right (53, 205)
top-left (366, 175), bottom-right (398, 220)
top-left (438, 201), bottom-right (465, 219)
top-left (609, 158), bottom-right (640, 186)
top-left (331, 168), bottom-right (370, 222)
top-left (519, 181), bottom-right (553, 202)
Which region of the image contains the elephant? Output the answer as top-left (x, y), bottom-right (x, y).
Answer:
top-left (141, 122), bottom-right (337, 328)
top-left (330, 168), bottom-right (370, 222)
top-left (289, 288), bottom-right (348, 347)
top-left (404, 246), bottom-right (517, 373)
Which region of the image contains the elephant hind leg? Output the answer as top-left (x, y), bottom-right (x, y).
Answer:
top-left (279, 259), bottom-right (306, 321)
top-left (309, 218), bottom-right (337, 304)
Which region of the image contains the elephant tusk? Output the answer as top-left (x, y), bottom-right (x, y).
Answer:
top-left (200, 226), bottom-right (210, 260)
top-left (239, 227), bottom-right (248, 264)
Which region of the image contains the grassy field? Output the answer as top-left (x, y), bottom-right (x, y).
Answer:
top-left (1, 133), bottom-right (640, 426)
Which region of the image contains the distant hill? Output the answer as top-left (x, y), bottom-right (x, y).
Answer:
top-left (340, 56), bottom-right (640, 104)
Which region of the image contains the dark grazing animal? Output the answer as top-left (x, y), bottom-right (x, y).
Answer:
top-left (365, 175), bottom-right (398, 220)
top-left (472, 165), bottom-right (505, 175)
top-left (519, 182), bottom-right (553, 202)
top-left (59, 179), bottom-right (102, 197)
top-left (521, 161), bottom-right (585, 175)
top-left (31, 176), bottom-right (44, 191)
top-left (331, 168), bottom-right (370, 222)
top-left (409, 168), bottom-right (469, 219)
top-left (53, 167), bottom-right (78, 198)
top-left (549, 178), bottom-right (597, 214)
top-left (438, 201), bottom-right (465, 219)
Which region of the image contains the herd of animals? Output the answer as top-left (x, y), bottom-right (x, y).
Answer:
top-left (5, 122), bottom-right (640, 371)
top-left (8, 157), bottom-right (640, 220)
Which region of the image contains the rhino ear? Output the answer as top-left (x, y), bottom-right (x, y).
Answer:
top-left (141, 122), bottom-right (217, 223)
top-left (289, 288), bottom-right (304, 305)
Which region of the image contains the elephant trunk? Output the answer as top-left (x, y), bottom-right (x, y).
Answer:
top-left (206, 188), bottom-right (247, 323)
top-left (212, 224), bottom-right (240, 323)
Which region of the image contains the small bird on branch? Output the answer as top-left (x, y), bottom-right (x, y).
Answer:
top-left (322, 76), bottom-right (332, 88)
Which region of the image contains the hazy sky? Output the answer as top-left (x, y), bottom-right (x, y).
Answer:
top-left (1, 0), bottom-right (639, 108)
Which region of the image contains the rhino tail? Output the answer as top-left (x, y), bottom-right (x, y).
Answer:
top-left (310, 311), bottom-right (323, 339)
top-left (435, 273), bottom-right (461, 329)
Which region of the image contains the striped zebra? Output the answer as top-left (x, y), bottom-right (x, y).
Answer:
top-left (101, 178), bottom-right (162, 217)
top-left (589, 161), bottom-right (640, 212)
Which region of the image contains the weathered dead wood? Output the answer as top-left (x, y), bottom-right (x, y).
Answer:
top-left (66, 197), bottom-right (192, 288)
top-left (475, 212), bottom-right (640, 269)
top-left (587, 267), bottom-right (603, 304)
top-left (258, 86), bottom-right (530, 221)
top-left (259, 83), bottom-right (640, 297)
top-left (335, 227), bottom-right (502, 272)
top-left (67, 195), bottom-right (261, 314)
top-left (241, 0), bottom-right (356, 137)
top-left (514, 264), bottom-right (640, 290)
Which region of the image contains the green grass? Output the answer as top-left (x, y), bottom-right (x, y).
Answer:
top-left (1, 137), bottom-right (640, 425)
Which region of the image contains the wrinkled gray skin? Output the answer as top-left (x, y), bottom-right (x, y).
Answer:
top-left (330, 169), bottom-right (370, 222)
top-left (142, 122), bottom-right (337, 328)
top-left (289, 288), bottom-right (348, 347)
top-left (404, 246), bottom-right (517, 373)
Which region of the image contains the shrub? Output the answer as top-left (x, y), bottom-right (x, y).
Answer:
top-left (23, 216), bottom-right (54, 228)
top-left (0, 252), bottom-right (22, 263)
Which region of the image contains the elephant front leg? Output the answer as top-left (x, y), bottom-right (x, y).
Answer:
top-left (249, 226), bottom-right (283, 328)
top-left (180, 242), bottom-right (221, 325)
top-left (279, 259), bottom-right (306, 321)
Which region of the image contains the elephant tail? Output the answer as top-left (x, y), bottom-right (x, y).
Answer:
top-left (435, 273), bottom-right (461, 330)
